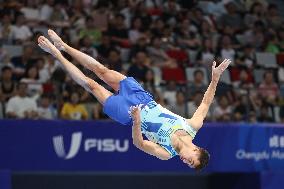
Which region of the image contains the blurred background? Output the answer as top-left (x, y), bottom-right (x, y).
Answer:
top-left (0, 0), bottom-right (284, 189)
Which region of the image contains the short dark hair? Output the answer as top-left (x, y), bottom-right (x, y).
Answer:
top-left (1, 66), bottom-right (12, 72)
top-left (194, 70), bottom-right (204, 77)
top-left (195, 148), bottom-right (210, 172)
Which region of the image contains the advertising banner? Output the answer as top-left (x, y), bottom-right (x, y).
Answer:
top-left (0, 120), bottom-right (283, 172)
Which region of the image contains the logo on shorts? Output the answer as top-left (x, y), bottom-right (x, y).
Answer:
top-left (53, 132), bottom-right (82, 160)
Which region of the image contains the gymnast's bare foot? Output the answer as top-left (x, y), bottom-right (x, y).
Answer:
top-left (38, 36), bottom-right (61, 58)
top-left (48, 29), bottom-right (66, 51)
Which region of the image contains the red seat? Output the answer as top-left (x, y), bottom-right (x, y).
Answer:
top-left (162, 67), bottom-right (186, 83)
top-left (147, 8), bottom-right (163, 16)
top-left (276, 53), bottom-right (284, 66)
top-left (230, 67), bottom-right (254, 83)
top-left (166, 49), bottom-right (188, 62)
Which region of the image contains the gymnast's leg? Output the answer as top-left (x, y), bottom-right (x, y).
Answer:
top-left (47, 29), bottom-right (126, 92)
top-left (38, 36), bottom-right (112, 104)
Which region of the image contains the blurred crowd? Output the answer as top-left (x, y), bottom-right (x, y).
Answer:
top-left (0, 0), bottom-right (284, 123)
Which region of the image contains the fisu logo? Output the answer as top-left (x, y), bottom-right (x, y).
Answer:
top-left (53, 132), bottom-right (129, 160)
top-left (53, 132), bottom-right (82, 160)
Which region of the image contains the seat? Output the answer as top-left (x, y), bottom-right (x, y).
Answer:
top-left (276, 53), bottom-right (284, 66)
top-left (162, 67), bottom-right (186, 83)
top-left (2, 45), bottom-right (23, 58)
top-left (253, 69), bottom-right (266, 84)
top-left (256, 52), bottom-right (277, 68)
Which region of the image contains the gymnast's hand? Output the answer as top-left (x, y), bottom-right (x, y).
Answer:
top-left (129, 105), bottom-right (142, 124)
top-left (211, 59), bottom-right (231, 82)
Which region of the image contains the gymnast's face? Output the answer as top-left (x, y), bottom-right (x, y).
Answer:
top-left (179, 147), bottom-right (200, 168)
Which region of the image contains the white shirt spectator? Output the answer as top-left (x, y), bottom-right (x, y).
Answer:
top-left (129, 30), bottom-right (142, 44)
top-left (20, 78), bottom-right (43, 98)
top-left (220, 48), bottom-right (235, 64)
top-left (278, 67), bottom-right (284, 84)
top-left (21, 7), bottom-right (40, 20)
top-left (11, 25), bottom-right (32, 41)
top-left (164, 91), bottom-right (176, 107)
top-left (38, 106), bottom-right (56, 119)
top-left (6, 96), bottom-right (37, 118)
top-left (213, 106), bottom-right (232, 119)
top-left (40, 4), bottom-right (53, 21)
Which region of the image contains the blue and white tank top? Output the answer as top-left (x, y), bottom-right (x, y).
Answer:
top-left (140, 101), bottom-right (197, 158)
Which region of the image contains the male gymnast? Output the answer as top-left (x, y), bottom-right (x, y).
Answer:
top-left (38, 29), bottom-right (230, 171)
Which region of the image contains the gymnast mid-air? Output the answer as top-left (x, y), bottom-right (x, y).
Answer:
top-left (38, 29), bottom-right (230, 171)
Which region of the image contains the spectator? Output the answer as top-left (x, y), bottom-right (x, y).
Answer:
top-left (10, 13), bottom-right (32, 43)
top-left (49, 2), bottom-right (69, 27)
top-left (37, 94), bottom-right (57, 119)
top-left (96, 32), bottom-right (116, 60)
top-left (258, 71), bottom-right (279, 103)
top-left (233, 69), bottom-right (254, 95)
top-left (11, 45), bottom-right (37, 79)
top-left (266, 3), bottom-right (283, 29)
top-left (187, 91), bottom-right (203, 118)
top-left (127, 51), bottom-right (150, 82)
top-left (213, 95), bottom-right (232, 121)
top-left (218, 2), bottom-right (243, 32)
top-left (37, 56), bottom-right (58, 83)
top-left (143, 69), bottom-right (160, 96)
top-left (108, 14), bottom-right (129, 47)
top-left (79, 16), bottom-right (101, 45)
top-left (258, 105), bottom-right (274, 122)
top-left (187, 70), bottom-right (207, 100)
top-left (277, 28), bottom-right (284, 52)
top-left (6, 82), bottom-right (38, 119)
top-left (93, 103), bottom-right (108, 120)
top-left (20, 65), bottom-right (43, 98)
top-left (79, 36), bottom-right (98, 58)
top-left (163, 80), bottom-right (177, 107)
top-left (0, 13), bottom-right (13, 43)
top-left (129, 36), bottom-right (148, 60)
top-left (61, 91), bottom-right (88, 120)
top-left (243, 21), bottom-right (265, 50)
top-left (92, 2), bottom-right (110, 31)
top-left (168, 91), bottom-right (186, 117)
top-left (129, 17), bottom-right (144, 44)
top-left (244, 2), bottom-right (266, 29)
top-left (248, 111), bottom-right (258, 123)
top-left (20, 0), bottom-right (41, 25)
top-left (106, 49), bottom-right (122, 72)
top-left (235, 45), bottom-right (256, 68)
top-left (0, 48), bottom-right (12, 69)
top-left (39, 0), bottom-right (54, 22)
top-left (0, 66), bottom-right (17, 102)
top-left (233, 95), bottom-right (251, 122)
top-left (196, 38), bottom-right (215, 67)
top-left (279, 105), bottom-right (284, 123)
top-left (265, 33), bottom-right (280, 54)
top-left (217, 35), bottom-right (236, 64)
top-left (147, 36), bottom-right (176, 68)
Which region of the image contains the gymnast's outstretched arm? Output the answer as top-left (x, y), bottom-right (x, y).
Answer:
top-left (187, 59), bottom-right (231, 131)
top-left (130, 105), bottom-right (171, 160)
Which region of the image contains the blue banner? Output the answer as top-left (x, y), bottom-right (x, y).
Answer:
top-left (0, 120), bottom-right (284, 172)
top-left (0, 170), bottom-right (10, 189)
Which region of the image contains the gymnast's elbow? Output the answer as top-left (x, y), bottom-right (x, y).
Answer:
top-left (132, 139), bottom-right (143, 149)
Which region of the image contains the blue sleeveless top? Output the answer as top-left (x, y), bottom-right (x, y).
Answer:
top-left (140, 101), bottom-right (197, 158)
